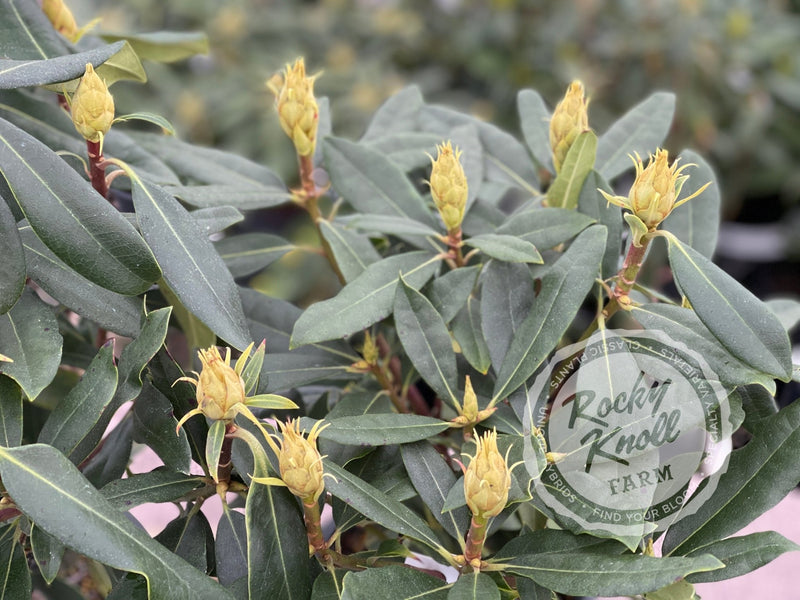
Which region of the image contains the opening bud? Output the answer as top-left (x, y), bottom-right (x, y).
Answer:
top-left (463, 429), bottom-right (511, 519)
top-left (274, 419), bottom-right (328, 504)
top-left (451, 376), bottom-right (495, 428)
top-left (71, 64), bottom-right (115, 144)
top-left (549, 80), bottom-right (590, 173)
top-left (428, 141), bottom-right (468, 233)
top-left (177, 346), bottom-right (246, 422)
top-left (267, 58), bottom-right (320, 157)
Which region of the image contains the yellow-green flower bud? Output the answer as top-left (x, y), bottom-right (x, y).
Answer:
top-left (549, 80), bottom-right (589, 173)
top-left (71, 64), bottom-right (114, 143)
top-left (599, 149), bottom-right (711, 231)
top-left (463, 429), bottom-right (511, 519)
top-left (276, 419), bottom-right (327, 503)
top-left (428, 141), bottom-right (468, 233)
top-left (42, 0), bottom-right (79, 42)
top-left (267, 58), bottom-right (320, 157)
top-left (194, 346), bottom-right (246, 421)
top-left (452, 376), bottom-right (495, 427)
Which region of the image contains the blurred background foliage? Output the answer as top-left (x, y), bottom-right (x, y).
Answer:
top-left (68, 0), bottom-right (800, 218)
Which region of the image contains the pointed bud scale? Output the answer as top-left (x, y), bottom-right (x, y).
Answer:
top-left (549, 80), bottom-right (589, 173)
top-left (428, 141), bottom-right (468, 233)
top-left (452, 376), bottom-right (495, 427)
top-left (71, 64), bottom-right (115, 143)
top-left (268, 58), bottom-right (320, 157)
top-left (276, 419), bottom-right (327, 504)
top-left (463, 429), bottom-right (511, 519)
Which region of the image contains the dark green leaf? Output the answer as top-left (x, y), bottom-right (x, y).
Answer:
top-left (685, 531), bottom-right (799, 583)
top-left (394, 276), bottom-right (459, 405)
top-left (546, 131), bottom-right (597, 210)
top-left (480, 261), bottom-right (535, 369)
top-left (503, 552), bottom-right (721, 597)
top-left (425, 265), bottom-right (480, 324)
top-left (0, 41), bottom-right (129, 89)
top-left (631, 304), bottom-right (776, 393)
top-left (191, 206), bottom-right (244, 236)
top-left (167, 184), bottom-right (290, 210)
top-left (0, 376), bottom-right (22, 447)
top-left (215, 506), bottom-right (247, 589)
top-left (324, 137), bottom-right (436, 227)
top-left (19, 225), bottom-right (142, 337)
top-left (155, 512), bottom-right (214, 574)
top-left (667, 235), bottom-right (792, 380)
top-left (577, 170), bottom-right (623, 279)
top-left (736, 384), bottom-right (779, 432)
top-left (160, 280), bottom-right (216, 350)
top-left (0, 0), bottom-right (71, 59)
top-left (325, 460), bottom-right (444, 553)
top-left (341, 566), bottom-right (449, 600)
top-left (661, 150), bottom-right (719, 258)
top-left (30, 524), bottom-right (64, 585)
top-left (291, 252), bottom-right (440, 347)
top-left (101, 468), bottom-right (205, 511)
top-left (318, 220), bottom-right (382, 283)
top-left (452, 297), bottom-right (491, 374)
top-left (0, 289), bottom-right (61, 400)
top-left (0, 117), bottom-right (161, 295)
top-left (496, 207), bottom-right (595, 250)
top-left (493, 226), bottom-right (606, 400)
top-left (463, 234), bottom-right (542, 264)
top-left (339, 214), bottom-right (439, 238)
top-left (128, 174), bottom-right (250, 349)
top-left (38, 342), bottom-right (118, 462)
top-left (260, 353), bottom-right (356, 392)
top-left (132, 381), bottom-right (192, 474)
top-left (82, 416), bottom-right (134, 489)
top-left (312, 569), bottom-right (345, 600)
top-left (0, 444), bottom-right (234, 599)
top-left (401, 441), bottom-right (469, 542)
top-left (663, 398), bottom-right (800, 556)
top-left (0, 526), bottom-right (30, 598)
top-left (447, 572), bottom-right (499, 600)
top-left (596, 92), bottom-right (675, 181)
top-left (206, 420), bottom-right (226, 482)
top-left (215, 232), bottom-right (294, 278)
top-left (317, 414), bottom-right (450, 446)
top-left (99, 31), bottom-right (209, 63)
top-left (517, 89), bottom-right (553, 172)
top-left (0, 196), bottom-right (23, 313)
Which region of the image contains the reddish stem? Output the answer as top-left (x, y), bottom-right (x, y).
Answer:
top-left (463, 515), bottom-right (488, 569)
top-left (87, 139), bottom-right (108, 200)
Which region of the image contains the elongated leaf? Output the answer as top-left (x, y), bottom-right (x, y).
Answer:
top-left (318, 220), bottom-right (382, 283)
top-left (481, 261), bottom-right (535, 370)
top-left (324, 137), bottom-right (436, 227)
top-left (160, 280), bottom-right (216, 350)
top-left (452, 297), bottom-right (491, 374)
top-left (128, 174), bottom-right (250, 349)
top-left (155, 512), bottom-right (214, 574)
top-left (685, 531), bottom-right (799, 584)
top-left (447, 572), bottom-right (499, 600)
top-left (663, 398), bottom-right (800, 556)
top-left (325, 460), bottom-right (444, 553)
top-left (340, 566), bottom-right (449, 600)
top-left (0, 41), bottom-right (128, 89)
top-left (631, 304), bottom-right (776, 392)
top-left (365, 132), bottom-right (440, 172)
top-left (493, 226), bottom-right (606, 401)
top-left (0, 289), bottom-right (61, 400)
top-left (0, 376), bottom-right (22, 447)
top-left (0, 444), bottom-right (234, 600)
top-left (361, 85), bottom-right (424, 141)
top-left (244, 431), bottom-right (311, 600)
top-left (31, 523), bottom-right (65, 585)
top-left (191, 206), bottom-right (244, 236)
top-left (503, 552), bottom-right (721, 596)
top-left (425, 265), bottom-right (480, 324)
top-left (19, 225), bottom-right (142, 337)
top-left (339, 214), bottom-right (439, 238)
top-left (215, 506), bottom-right (247, 588)
top-left (496, 207), bottom-right (595, 250)
top-left (101, 469), bottom-right (205, 510)
top-left (114, 112), bottom-right (175, 135)
top-left (99, 31), bottom-right (209, 63)
top-left (0, 0), bottom-right (71, 60)
top-left (133, 381), bottom-right (192, 474)
top-left (291, 252), bottom-right (440, 347)
top-left (0, 526), bottom-right (30, 597)
top-left (401, 441), bottom-right (470, 543)
top-left (215, 232), bottom-right (294, 278)
top-left (667, 235), bottom-right (792, 380)
top-left (38, 342), bottom-right (118, 462)
top-left (316, 414), bottom-right (450, 446)
top-left (0, 118), bottom-right (161, 294)
top-left (577, 170), bottom-right (623, 279)
top-left (464, 233), bottom-right (542, 263)
top-left (546, 131), bottom-right (597, 210)
top-left (518, 89), bottom-right (553, 172)
top-left (205, 420), bottom-right (226, 482)
top-left (661, 150), bottom-right (719, 258)
top-left (260, 353), bottom-right (356, 392)
top-left (596, 92), bottom-right (675, 180)
top-left (82, 416), bottom-right (134, 489)
top-left (0, 196), bottom-right (23, 313)
top-left (167, 184), bottom-right (290, 210)
top-left (394, 276), bottom-right (458, 405)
